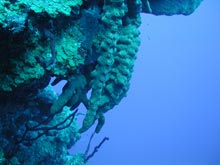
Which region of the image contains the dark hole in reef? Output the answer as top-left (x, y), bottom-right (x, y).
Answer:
top-left (0, 28), bottom-right (26, 60)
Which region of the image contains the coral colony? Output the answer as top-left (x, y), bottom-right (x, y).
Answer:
top-left (0, 0), bottom-right (202, 164)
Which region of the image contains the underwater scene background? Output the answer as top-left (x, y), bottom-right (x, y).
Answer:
top-left (0, 0), bottom-right (219, 165)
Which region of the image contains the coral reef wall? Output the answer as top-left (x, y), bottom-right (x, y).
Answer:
top-left (0, 0), bottom-right (202, 164)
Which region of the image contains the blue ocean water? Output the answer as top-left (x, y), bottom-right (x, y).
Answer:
top-left (69, 0), bottom-right (220, 164)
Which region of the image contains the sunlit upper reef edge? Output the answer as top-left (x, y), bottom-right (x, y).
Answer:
top-left (0, 0), bottom-right (202, 164)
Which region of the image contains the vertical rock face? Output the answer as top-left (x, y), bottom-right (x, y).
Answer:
top-left (0, 0), bottom-right (202, 164)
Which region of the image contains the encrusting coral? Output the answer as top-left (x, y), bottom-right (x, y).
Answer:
top-left (0, 0), bottom-right (203, 164)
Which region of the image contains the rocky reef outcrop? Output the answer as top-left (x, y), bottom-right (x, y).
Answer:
top-left (0, 0), bottom-right (202, 164)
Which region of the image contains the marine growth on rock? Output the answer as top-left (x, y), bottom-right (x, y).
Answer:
top-left (0, 0), bottom-right (202, 164)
